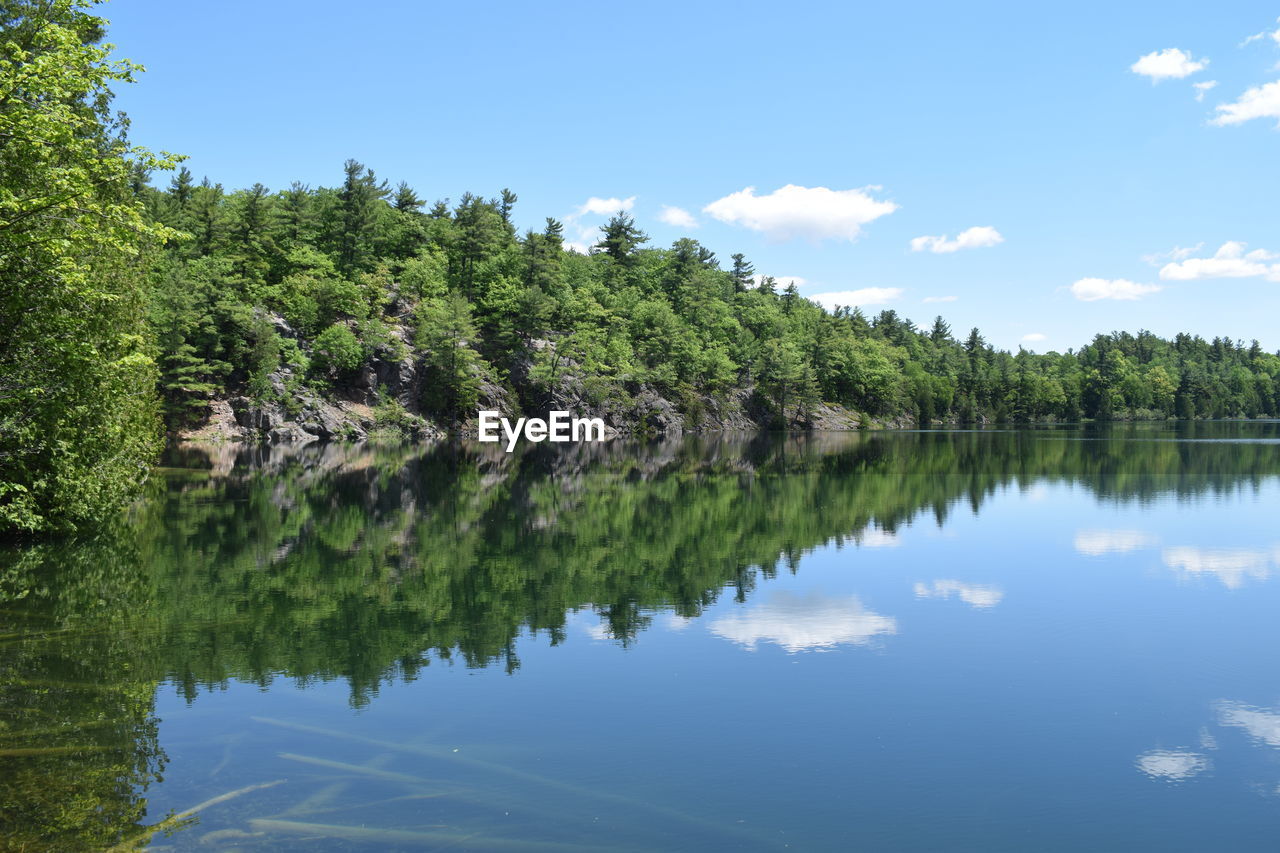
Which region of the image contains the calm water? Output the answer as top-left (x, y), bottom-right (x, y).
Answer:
top-left (4, 424), bottom-right (1280, 851)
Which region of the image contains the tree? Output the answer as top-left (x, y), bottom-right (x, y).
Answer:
top-left (729, 253), bottom-right (755, 293)
top-left (498, 187), bottom-right (517, 225)
top-left (780, 281), bottom-right (800, 313)
top-left (278, 181), bottom-right (314, 248)
top-left (311, 323), bottom-right (364, 378)
top-left (451, 192), bottom-right (506, 294)
top-left (386, 182), bottom-right (427, 260)
top-left (168, 165), bottom-right (193, 207)
top-left (758, 341), bottom-right (817, 424)
top-left (0, 0), bottom-right (178, 534)
top-left (186, 178), bottom-right (225, 256)
top-left (230, 182), bottom-right (276, 285)
top-left (416, 293), bottom-right (483, 419)
top-left (523, 220), bottom-right (563, 294)
top-left (594, 212), bottom-right (647, 266)
top-left (333, 158), bottom-right (388, 274)
top-left (393, 181), bottom-right (423, 213)
top-left (929, 315), bottom-right (952, 345)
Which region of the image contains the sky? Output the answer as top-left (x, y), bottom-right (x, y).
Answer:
top-left (102, 1), bottom-right (1280, 352)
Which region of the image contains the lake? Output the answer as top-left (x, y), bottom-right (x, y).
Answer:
top-left (4, 423), bottom-right (1280, 851)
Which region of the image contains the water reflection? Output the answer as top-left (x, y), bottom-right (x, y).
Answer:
top-left (1136, 749), bottom-right (1210, 781)
top-left (1216, 701), bottom-right (1280, 747)
top-left (4, 424), bottom-right (1280, 850)
top-left (912, 580), bottom-right (1004, 608)
top-left (1161, 546), bottom-right (1280, 588)
top-left (708, 591), bottom-right (897, 652)
top-left (1073, 529), bottom-right (1159, 556)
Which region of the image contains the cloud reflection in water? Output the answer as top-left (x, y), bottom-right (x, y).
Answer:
top-left (709, 591), bottom-right (897, 653)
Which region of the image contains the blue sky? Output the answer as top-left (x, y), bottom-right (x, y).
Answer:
top-left (105, 1), bottom-right (1280, 351)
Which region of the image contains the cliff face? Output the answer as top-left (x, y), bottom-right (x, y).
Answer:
top-left (177, 314), bottom-right (886, 445)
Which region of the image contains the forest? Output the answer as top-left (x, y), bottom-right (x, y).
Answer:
top-left (4, 0), bottom-right (1280, 535)
top-left (137, 161), bottom-right (1280, 433)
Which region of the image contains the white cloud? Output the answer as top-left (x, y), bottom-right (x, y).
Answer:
top-left (1218, 701), bottom-right (1280, 747)
top-left (1240, 18), bottom-right (1280, 48)
top-left (703, 184), bottom-right (898, 242)
top-left (1211, 80), bottom-right (1280, 126)
top-left (1131, 48), bottom-right (1209, 81)
top-left (1159, 242), bottom-right (1280, 282)
top-left (913, 580), bottom-right (1004, 609)
top-left (1193, 80), bottom-right (1218, 101)
top-left (1162, 545), bottom-right (1280, 589)
top-left (1142, 244), bottom-right (1203, 266)
top-left (563, 195), bottom-right (638, 255)
top-left (808, 288), bottom-right (903, 310)
top-left (1074, 529), bottom-right (1158, 556)
top-left (922, 295), bottom-right (958, 303)
top-left (1135, 749), bottom-right (1209, 781)
top-left (657, 205), bottom-right (698, 229)
top-left (1021, 333), bottom-right (1047, 343)
top-left (709, 591), bottom-right (897, 653)
top-left (575, 196), bottom-right (635, 217)
top-left (1069, 278), bottom-right (1162, 301)
top-left (910, 226), bottom-right (1004, 254)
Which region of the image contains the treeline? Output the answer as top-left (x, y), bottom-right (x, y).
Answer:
top-left (138, 161), bottom-right (1280, 434)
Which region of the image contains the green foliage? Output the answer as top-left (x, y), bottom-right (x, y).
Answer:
top-left (757, 340), bottom-right (819, 423)
top-left (3, 425), bottom-right (1278, 847)
top-left (415, 293), bottom-right (484, 419)
top-left (370, 397), bottom-right (427, 442)
top-left (13, 3), bottom-right (1272, 505)
top-left (593, 212), bottom-right (648, 276)
top-left (141, 150), bottom-right (1280, 434)
top-left (399, 247), bottom-right (448, 299)
top-left (0, 0), bottom-right (177, 534)
top-left (311, 323), bottom-right (364, 377)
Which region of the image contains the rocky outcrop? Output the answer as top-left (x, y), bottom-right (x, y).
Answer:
top-left (177, 320), bottom-right (885, 446)
top-left (227, 392), bottom-right (378, 444)
top-left (808, 404), bottom-right (865, 431)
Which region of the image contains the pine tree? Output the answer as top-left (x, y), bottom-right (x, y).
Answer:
top-left (594, 212), bottom-right (647, 266)
top-left (416, 293), bottom-right (484, 419)
top-left (451, 192), bottom-right (506, 294)
top-left (929, 315), bottom-right (952, 345)
top-left (498, 188), bottom-right (518, 225)
top-left (168, 166), bottom-right (193, 207)
top-left (393, 181), bottom-right (424, 213)
top-left (334, 158), bottom-right (388, 275)
top-left (730, 253), bottom-right (755, 293)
